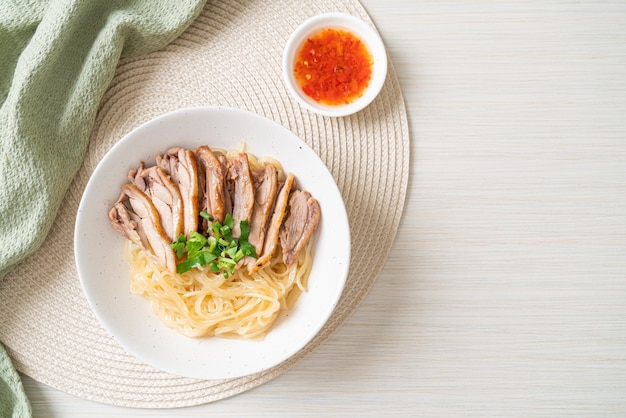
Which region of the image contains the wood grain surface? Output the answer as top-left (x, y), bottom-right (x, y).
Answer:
top-left (21, 0), bottom-right (626, 416)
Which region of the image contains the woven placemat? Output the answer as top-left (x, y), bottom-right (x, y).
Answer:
top-left (0, 0), bottom-right (409, 408)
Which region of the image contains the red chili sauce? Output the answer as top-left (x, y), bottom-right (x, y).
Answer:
top-left (294, 28), bottom-right (373, 106)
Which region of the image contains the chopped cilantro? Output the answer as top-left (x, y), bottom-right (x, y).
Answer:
top-left (170, 216), bottom-right (257, 276)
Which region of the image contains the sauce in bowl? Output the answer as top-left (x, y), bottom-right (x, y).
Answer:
top-left (293, 28), bottom-right (373, 106)
top-left (283, 12), bottom-right (387, 117)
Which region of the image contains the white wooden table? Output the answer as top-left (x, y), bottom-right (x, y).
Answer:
top-left (21, 0), bottom-right (626, 415)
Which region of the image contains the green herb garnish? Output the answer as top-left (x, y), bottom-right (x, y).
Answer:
top-left (170, 212), bottom-right (257, 276)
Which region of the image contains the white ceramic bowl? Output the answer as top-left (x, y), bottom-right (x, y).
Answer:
top-left (75, 107), bottom-right (350, 379)
top-left (282, 12), bottom-right (388, 117)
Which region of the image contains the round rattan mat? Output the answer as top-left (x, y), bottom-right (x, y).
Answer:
top-left (0, 0), bottom-right (409, 408)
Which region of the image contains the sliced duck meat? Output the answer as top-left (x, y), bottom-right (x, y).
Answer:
top-left (109, 184), bottom-right (177, 272)
top-left (279, 190), bottom-right (321, 265)
top-left (218, 154), bottom-right (234, 218)
top-left (109, 195), bottom-right (149, 251)
top-left (248, 164), bottom-right (278, 255)
top-left (237, 165), bottom-right (279, 270)
top-left (156, 147), bottom-right (199, 237)
top-left (129, 163), bottom-right (183, 242)
top-left (249, 173), bottom-right (295, 273)
top-left (127, 161), bottom-right (148, 191)
top-left (194, 146), bottom-right (226, 229)
top-left (110, 145), bottom-right (324, 276)
top-left (228, 153), bottom-right (255, 238)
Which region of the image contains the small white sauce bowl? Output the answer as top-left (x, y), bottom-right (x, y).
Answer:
top-left (282, 12), bottom-right (388, 117)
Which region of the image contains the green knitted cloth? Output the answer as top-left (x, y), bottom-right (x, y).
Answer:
top-left (0, 0), bottom-right (207, 415)
top-left (0, 344), bottom-right (29, 418)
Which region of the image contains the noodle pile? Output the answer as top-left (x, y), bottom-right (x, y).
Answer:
top-left (126, 240), bottom-right (313, 339)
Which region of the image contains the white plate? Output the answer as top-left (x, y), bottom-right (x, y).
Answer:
top-left (75, 107), bottom-right (350, 380)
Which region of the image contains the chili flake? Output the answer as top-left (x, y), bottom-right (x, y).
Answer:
top-left (294, 28), bottom-right (373, 106)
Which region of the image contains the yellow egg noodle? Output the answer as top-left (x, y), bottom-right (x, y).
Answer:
top-left (125, 239), bottom-right (312, 339)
